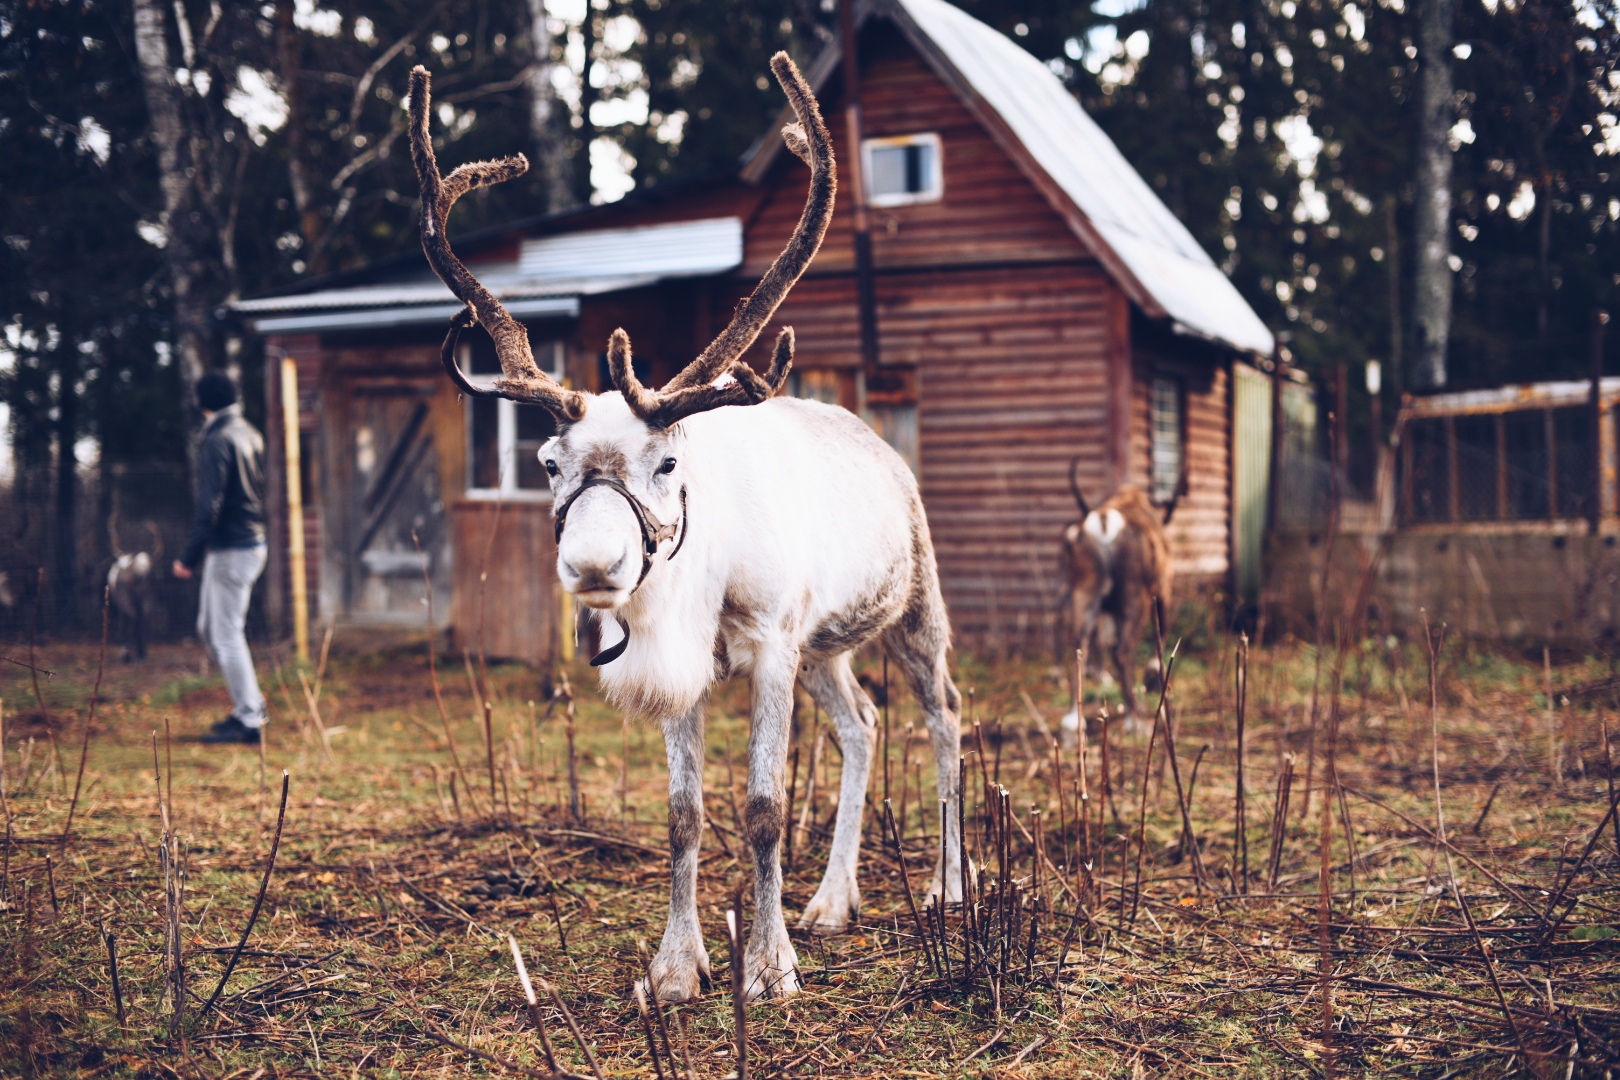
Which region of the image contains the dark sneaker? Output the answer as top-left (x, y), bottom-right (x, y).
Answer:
top-left (202, 715), bottom-right (261, 745)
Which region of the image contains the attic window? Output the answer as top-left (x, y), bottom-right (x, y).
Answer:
top-left (862, 133), bottom-right (943, 207)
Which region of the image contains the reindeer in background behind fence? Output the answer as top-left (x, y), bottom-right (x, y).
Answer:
top-left (410, 54), bottom-right (968, 1004)
top-left (1059, 456), bottom-right (1178, 737)
top-left (107, 504), bottom-right (161, 662)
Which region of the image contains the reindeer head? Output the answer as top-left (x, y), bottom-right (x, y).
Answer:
top-left (410, 54), bottom-right (834, 613)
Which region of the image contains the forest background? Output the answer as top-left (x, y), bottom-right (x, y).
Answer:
top-left (2, 0), bottom-right (1618, 621)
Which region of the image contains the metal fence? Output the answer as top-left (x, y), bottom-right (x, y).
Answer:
top-left (0, 461), bottom-right (239, 646)
top-left (1400, 404), bottom-right (1601, 526)
top-left (1271, 377), bottom-right (1338, 531)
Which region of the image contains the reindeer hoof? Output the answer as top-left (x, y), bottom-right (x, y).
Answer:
top-left (924, 858), bottom-right (977, 908)
top-left (797, 884), bottom-right (859, 935)
top-left (1059, 708), bottom-right (1081, 751)
top-left (645, 947), bottom-right (712, 1004)
top-left (743, 934), bottom-right (802, 1001)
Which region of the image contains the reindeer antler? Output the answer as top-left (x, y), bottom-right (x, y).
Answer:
top-left (1068, 455), bottom-right (1091, 518)
top-left (410, 66), bottom-right (586, 422)
top-left (608, 52), bottom-right (834, 427)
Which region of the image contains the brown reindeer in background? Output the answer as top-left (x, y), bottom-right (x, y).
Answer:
top-left (1058, 457), bottom-right (1178, 735)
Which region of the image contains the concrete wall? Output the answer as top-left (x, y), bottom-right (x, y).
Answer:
top-left (1263, 523), bottom-right (1620, 643)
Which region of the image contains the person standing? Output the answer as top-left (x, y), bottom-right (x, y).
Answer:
top-left (173, 371), bottom-right (269, 744)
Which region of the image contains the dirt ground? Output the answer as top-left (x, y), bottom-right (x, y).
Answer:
top-left (2, 626), bottom-right (1618, 1077)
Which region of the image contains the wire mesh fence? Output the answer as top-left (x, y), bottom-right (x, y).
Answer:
top-left (0, 460), bottom-right (262, 647)
top-left (1400, 403), bottom-right (1602, 526)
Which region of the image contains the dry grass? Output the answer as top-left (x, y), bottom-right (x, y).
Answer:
top-left (2, 626), bottom-right (1619, 1078)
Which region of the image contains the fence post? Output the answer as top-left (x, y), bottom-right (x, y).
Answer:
top-left (1592, 308), bottom-right (1609, 534)
top-left (280, 357), bottom-right (310, 666)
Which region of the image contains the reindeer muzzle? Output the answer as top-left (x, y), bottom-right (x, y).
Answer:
top-left (553, 478), bottom-right (687, 666)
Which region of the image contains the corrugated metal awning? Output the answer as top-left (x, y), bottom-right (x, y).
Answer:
top-left (246, 296), bottom-right (584, 335)
top-left (520, 216), bottom-right (743, 278)
top-left (232, 216), bottom-right (744, 334)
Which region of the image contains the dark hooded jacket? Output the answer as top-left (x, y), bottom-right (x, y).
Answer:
top-left (179, 405), bottom-right (267, 568)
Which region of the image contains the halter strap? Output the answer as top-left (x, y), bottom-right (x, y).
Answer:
top-left (552, 478), bottom-right (687, 666)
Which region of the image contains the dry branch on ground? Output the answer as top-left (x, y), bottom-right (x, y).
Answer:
top-left (2, 635), bottom-right (1618, 1076)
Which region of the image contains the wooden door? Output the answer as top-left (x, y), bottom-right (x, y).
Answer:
top-left (337, 380), bottom-right (452, 626)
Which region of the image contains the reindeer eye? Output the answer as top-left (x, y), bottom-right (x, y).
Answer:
top-left (658, 457), bottom-right (677, 475)
top-left (544, 459), bottom-right (559, 477)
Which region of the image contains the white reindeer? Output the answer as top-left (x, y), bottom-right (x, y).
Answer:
top-left (410, 55), bottom-right (967, 1002)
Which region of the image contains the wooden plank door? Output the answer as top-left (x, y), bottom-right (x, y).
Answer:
top-left (339, 380), bottom-right (451, 626)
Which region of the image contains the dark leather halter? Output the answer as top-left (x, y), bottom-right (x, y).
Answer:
top-left (552, 477), bottom-right (687, 666)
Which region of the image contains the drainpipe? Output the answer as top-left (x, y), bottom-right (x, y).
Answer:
top-left (839, 0), bottom-right (880, 382)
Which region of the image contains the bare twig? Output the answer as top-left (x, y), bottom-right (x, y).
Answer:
top-left (508, 935), bottom-right (562, 1074)
top-left (633, 984), bottom-right (666, 1080)
top-left (413, 528), bottom-right (478, 814)
top-left (104, 928), bottom-right (126, 1025)
top-left (726, 900), bottom-right (748, 1080)
top-left (0, 655), bottom-right (56, 679)
top-left (1343, 787), bottom-right (1542, 921)
top-left (200, 771), bottom-right (290, 1019)
top-left (541, 980), bottom-right (606, 1080)
top-left (59, 588), bottom-right (109, 852)
top-left (1536, 783), bottom-right (1620, 949)
top-left (1235, 633), bottom-right (1250, 893)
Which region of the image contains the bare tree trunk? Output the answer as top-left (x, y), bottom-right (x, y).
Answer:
top-left (1413, 0), bottom-right (1455, 390)
top-left (525, 0), bottom-right (575, 212)
top-left (133, 0), bottom-right (213, 427)
top-left (53, 349), bottom-right (79, 630)
top-left (275, 0), bottom-right (326, 268)
top-left (1385, 196), bottom-right (1404, 397)
top-left (574, 2), bottom-right (599, 206)
top-left (1537, 162), bottom-right (1553, 342)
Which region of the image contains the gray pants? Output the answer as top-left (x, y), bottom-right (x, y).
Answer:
top-left (198, 545), bottom-right (268, 728)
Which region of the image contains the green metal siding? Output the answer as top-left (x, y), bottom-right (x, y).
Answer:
top-left (1233, 363), bottom-right (1274, 604)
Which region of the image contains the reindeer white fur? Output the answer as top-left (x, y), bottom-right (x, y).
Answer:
top-left (410, 55), bottom-right (967, 1003)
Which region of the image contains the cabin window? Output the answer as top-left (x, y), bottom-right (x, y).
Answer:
top-left (1150, 376), bottom-right (1183, 504)
top-left (862, 133), bottom-right (943, 207)
top-left (463, 332), bottom-right (566, 499)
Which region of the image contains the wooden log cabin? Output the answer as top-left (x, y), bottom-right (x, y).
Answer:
top-left (233, 0), bottom-right (1273, 664)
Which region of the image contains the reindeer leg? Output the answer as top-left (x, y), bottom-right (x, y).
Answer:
top-left (1115, 594), bottom-right (1150, 736)
top-left (797, 654), bottom-right (875, 935)
top-left (884, 601), bottom-right (971, 906)
top-left (647, 700), bottom-right (712, 1003)
top-left (743, 642), bottom-right (802, 1000)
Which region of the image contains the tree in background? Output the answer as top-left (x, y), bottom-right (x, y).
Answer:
top-left (993, 0), bottom-right (1617, 398)
top-left (1414, 0), bottom-right (1456, 388)
top-left (0, 0), bottom-right (180, 624)
top-left (3, 0), bottom-right (583, 622)
top-left (4, 0), bottom-right (1618, 622)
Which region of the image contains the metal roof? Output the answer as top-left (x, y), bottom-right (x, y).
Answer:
top-left (744, 0), bottom-right (1273, 356)
top-left (893, 0), bottom-right (1272, 355)
top-left (246, 297), bottom-right (586, 335)
top-left (231, 216), bottom-right (744, 332)
top-left (520, 216), bottom-right (742, 278)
